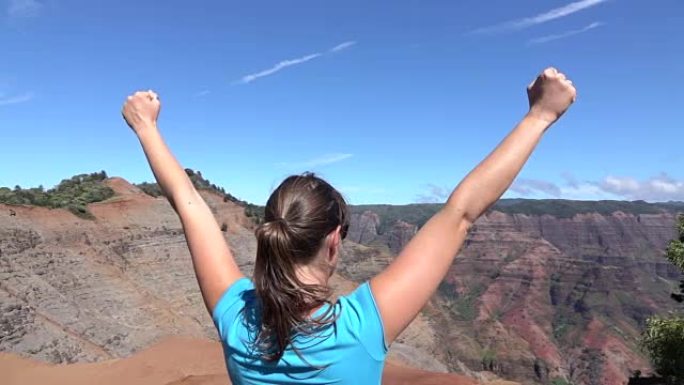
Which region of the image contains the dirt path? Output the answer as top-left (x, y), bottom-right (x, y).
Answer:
top-left (1, 336), bottom-right (485, 385)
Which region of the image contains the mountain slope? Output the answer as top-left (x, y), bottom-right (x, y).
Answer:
top-left (0, 177), bottom-right (479, 380)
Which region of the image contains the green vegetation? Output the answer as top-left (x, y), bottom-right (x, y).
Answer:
top-left (135, 182), bottom-right (163, 197)
top-left (616, 289), bottom-right (655, 327)
top-left (350, 204), bottom-right (442, 234)
top-left (552, 311), bottom-right (582, 342)
top-left (135, 169), bottom-right (264, 223)
top-left (5, 170), bottom-right (683, 229)
top-left (0, 171), bottom-right (113, 219)
top-left (244, 204), bottom-right (265, 223)
top-left (481, 349), bottom-right (497, 371)
top-left (551, 271), bottom-right (599, 344)
top-left (350, 199), bottom-right (684, 235)
top-left (437, 280), bottom-right (456, 297)
top-left (666, 236), bottom-right (684, 273)
top-left (436, 281), bottom-right (483, 321)
top-left (453, 284), bottom-right (485, 322)
top-left (641, 214), bottom-right (684, 383)
top-left (643, 317), bottom-right (684, 382)
top-left (0, 169), bottom-right (267, 222)
top-left (492, 198), bottom-right (684, 219)
top-left (550, 377), bottom-right (573, 385)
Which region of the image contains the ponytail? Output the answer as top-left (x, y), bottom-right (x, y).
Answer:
top-left (253, 173), bottom-right (347, 362)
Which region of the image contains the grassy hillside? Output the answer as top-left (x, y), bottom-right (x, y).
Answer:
top-left (0, 171), bottom-right (114, 219)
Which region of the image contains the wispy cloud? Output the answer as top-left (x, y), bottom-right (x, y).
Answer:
top-left (239, 53), bottom-right (322, 84)
top-left (511, 178), bottom-right (562, 197)
top-left (276, 153), bottom-right (353, 169)
top-left (193, 90), bottom-right (211, 98)
top-left (529, 21), bottom-right (604, 44)
top-left (469, 0), bottom-right (609, 34)
top-left (0, 92), bottom-right (33, 106)
top-left (416, 184), bottom-right (451, 203)
top-left (330, 41), bottom-right (356, 53)
top-left (237, 41), bottom-right (357, 84)
top-left (8, 0), bottom-right (43, 18)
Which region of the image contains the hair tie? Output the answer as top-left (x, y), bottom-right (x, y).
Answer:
top-left (268, 217), bottom-right (290, 232)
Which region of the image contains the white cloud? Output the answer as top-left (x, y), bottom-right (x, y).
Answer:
top-left (502, 173), bottom-right (684, 202)
top-left (193, 90), bottom-right (210, 98)
top-left (511, 178), bottom-right (562, 197)
top-left (330, 41), bottom-right (356, 53)
top-left (598, 174), bottom-right (684, 201)
top-left (237, 41), bottom-right (356, 84)
top-left (470, 0), bottom-right (609, 34)
top-left (528, 21), bottom-right (604, 44)
top-left (8, 0), bottom-right (43, 18)
top-left (559, 183), bottom-right (616, 200)
top-left (0, 92), bottom-right (33, 106)
top-left (276, 153), bottom-right (353, 169)
top-left (239, 53), bottom-right (322, 84)
top-left (601, 176), bottom-right (640, 195)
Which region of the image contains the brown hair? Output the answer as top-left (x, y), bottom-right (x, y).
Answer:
top-left (253, 172), bottom-right (349, 362)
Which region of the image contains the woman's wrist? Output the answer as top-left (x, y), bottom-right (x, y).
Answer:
top-left (522, 112), bottom-right (554, 133)
top-left (135, 122), bottom-right (160, 141)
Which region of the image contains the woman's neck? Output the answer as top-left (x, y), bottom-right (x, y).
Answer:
top-left (295, 263), bottom-right (329, 287)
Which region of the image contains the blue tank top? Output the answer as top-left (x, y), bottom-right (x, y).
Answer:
top-left (212, 278), bottom-right (388, 385)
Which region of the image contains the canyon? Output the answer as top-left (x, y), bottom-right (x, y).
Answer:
top-left (1, 176), bottom-right (682, 385)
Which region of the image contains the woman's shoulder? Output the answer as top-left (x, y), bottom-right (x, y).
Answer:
top-left (336, 281), bottom-right (388, 360)
top-left (212, 278), bottom-right (256, 330)
top-left (338, 282), bottom-right (380, 318)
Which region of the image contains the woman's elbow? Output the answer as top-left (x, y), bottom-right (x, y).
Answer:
top-left (441, 200), bottom-right (476, 234)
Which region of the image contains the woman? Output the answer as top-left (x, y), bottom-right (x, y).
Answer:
top-left (122, 67), bottom-right (576, 384)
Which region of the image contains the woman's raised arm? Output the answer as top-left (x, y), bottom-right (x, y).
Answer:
top-left (122, 91), bottom-right (244, 313)
top-left (370, 67), bottom-right (577, 344)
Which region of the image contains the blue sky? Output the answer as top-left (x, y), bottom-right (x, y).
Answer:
top-left (1, 0), bottom-right (683, 205)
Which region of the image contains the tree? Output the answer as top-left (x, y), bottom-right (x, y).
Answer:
top-left (642, 214), bottom-right (684, 384)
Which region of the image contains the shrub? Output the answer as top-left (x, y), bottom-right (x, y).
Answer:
top-left (641, 214), bottom-right (684, 382)
top-left (0, 171), bottom-right (113, 219)
top-left (135, 169), bottom-right (264, 223)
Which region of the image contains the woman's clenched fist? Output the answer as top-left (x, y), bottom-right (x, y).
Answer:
top-left (122, 90), bottom-right (161, 135)
top-left (527, 67), bottom-right (576, 125)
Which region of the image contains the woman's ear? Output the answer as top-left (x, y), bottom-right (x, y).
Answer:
top-left (327, 225), bottom-right (342, 262)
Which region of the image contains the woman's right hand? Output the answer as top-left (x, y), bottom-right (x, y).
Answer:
top-left (527, 67), bottom-right (577, 125)
top-left (371, 67), bottom-right (578, 345)
top-left (122, 90), bottom-right (161, 135)
top-left (121, 89), bottom-right (244, 314)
